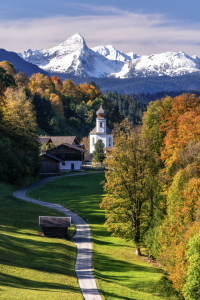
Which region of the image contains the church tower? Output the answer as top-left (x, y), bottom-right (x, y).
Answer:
top-left (89, 104), bottom-right (113, 153)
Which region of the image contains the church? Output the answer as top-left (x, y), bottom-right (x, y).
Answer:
top-left (89, 104), bottom-right (113, 153)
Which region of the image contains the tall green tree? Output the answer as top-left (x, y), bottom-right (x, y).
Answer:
top-left (183, 231), bottom-right (200, 300)
top-left (93, 139), bottom-right (105, 163)
top-left (100, 121), bottom-right (158, 255)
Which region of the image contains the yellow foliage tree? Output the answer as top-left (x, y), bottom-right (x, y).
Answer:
top-left (49, 93), bottom-right (64, 117)
top-left (29, 73), bottom-right (55, 97)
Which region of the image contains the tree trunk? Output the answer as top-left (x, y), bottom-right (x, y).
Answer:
top-left (135, 247), bottom-right (141, 256)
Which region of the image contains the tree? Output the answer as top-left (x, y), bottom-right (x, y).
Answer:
top-left (0, 66), bottom-right (16, 88)
top-left (80, 136), bottom-right (89, 153)
top-left (100, 121), bottom-right (158, 255)
top-left (32, 93), bottom-right (55, 133)
top-left (93, 139), bottom-right (105, 163)
top-left (0, 87), bottom-right (40, 183)
top-left (158, 173), bottom-right (200, 292)
top-left (15, 71), bottom-right (29, 88)
top-left (159, 94), bottom-right (200, 176)
top-left (183, 230), bottom-right (200, 300)
top-left (49, 93), bottom-right (64, 117)
top-left (51, 76), bottom-right (63, 92)
top-left (29, 73), bottom-right (55, 97)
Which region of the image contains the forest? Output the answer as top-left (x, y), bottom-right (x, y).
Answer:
top-left (144, 94), bottom-right (200, 300)
top-left (62, 72), bottom-right (200, 94)
top-left (101, 94), bottom-right (200, 300)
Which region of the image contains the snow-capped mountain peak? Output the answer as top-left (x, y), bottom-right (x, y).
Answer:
top-left (92, 44), bottom-right (134, 62)
top-left (57, 33), bottom-right (87, 52)
top-left (18, 34), bottom-right (124, 77)
top-left (18, 34), bottom-right (200, 79)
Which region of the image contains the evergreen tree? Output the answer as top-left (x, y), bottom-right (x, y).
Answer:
top-left (93, 139), bottom-right (105, 163)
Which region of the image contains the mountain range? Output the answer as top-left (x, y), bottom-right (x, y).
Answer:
top-left (18, 33), bottom-right (200, 79)
top-left (0, 49), bottom-right (48, 77)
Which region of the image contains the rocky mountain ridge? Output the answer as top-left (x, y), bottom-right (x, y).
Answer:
top-left (18, 33), bottom-right (200, 79)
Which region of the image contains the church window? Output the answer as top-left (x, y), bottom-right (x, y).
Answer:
top-left (109, 137), bottom-right (112, 147)
top-left (92, 137), bottom-right (95, 146)
top-left (100, 122), bottom-right (102, 127)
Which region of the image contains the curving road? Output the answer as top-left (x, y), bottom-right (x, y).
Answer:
top-left (13, 173), bottom-right (103, 300)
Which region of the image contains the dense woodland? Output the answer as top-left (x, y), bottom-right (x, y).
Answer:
top-left (104, 90), bottom-right (200, 118)
top-left (144, 94), bottom-right (200, 300)
top-left (65, 72), bottom-right (200, 94)
top-left (102, 94), bottom-right (200, 300)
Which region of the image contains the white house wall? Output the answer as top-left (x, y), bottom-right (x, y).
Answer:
top-left (60, 161), bottom-right (82, 171)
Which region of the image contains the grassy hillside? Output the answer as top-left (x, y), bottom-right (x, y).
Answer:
top-left (0, 181), bottom-right (82, 300)
top-left (28, 173), bottom-right (168, 300)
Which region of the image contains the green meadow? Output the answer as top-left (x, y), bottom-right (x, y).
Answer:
top-left (28, 173), bottom-right (166, 300)
top-left (0, 182), bottom-right (82, 300)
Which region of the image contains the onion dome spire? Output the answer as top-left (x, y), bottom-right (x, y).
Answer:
top-left (96, 104), bottom-right (106, 117)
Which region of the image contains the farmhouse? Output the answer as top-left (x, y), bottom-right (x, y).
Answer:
top-left (40, 143), bottom-right (86, 173)
top-left (39, 136), bottom-right (80, 148)
top-left (89, 104), bottom-right (113, 153)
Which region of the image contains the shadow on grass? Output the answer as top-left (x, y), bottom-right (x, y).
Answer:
top-left (92, 237), bottom-right (113, 246)
top-left (93, 250), bottom-right (165, 298)
top-left (99, 289), bottom-right (138, 300)
top-left (0, 272), bottom-right (80, 293)
top-left (92, 229), bottom-right (135, 249)
top-left (0, 232), bottom-right (76, 276)
top-left (93, 250), bottom-right (161, 280)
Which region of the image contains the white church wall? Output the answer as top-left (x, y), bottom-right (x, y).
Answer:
top-left (106, 135), bottom-right (113, 148)
top-left (90, 134), bottom-right (96, 153)
top-left (96, 134), bottom-right (107, 149)
top-left (90, 134), bottom-right (113, 153)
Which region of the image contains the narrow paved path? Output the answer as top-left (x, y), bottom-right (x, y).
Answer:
top-left (14, 172), bottom-right (103, 300)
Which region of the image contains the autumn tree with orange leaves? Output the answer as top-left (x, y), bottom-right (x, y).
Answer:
top-left (143, 94), bottom-right (200, 298)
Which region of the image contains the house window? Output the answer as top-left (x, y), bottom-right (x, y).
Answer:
top-left (62, 162), bottom-right (65, 166)
top-left (100, 122), bottom-right (102, 127)
top-left (92, 137), bottom-right (95, 146)
top-left (109, 137), bottom-right (112, 147)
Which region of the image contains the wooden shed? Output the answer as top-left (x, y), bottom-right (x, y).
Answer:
top-left (40, 153), bottom-right (64, 173)
top-left (39, 216), bottom-right (71, 238)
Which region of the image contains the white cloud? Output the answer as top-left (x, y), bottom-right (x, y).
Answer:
top-left (1, 8), bottom-right (200, 56)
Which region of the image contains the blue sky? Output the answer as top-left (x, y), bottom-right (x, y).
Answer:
top-left (1, 0), bottom-right (200, 55)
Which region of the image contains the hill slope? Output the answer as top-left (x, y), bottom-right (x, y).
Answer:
top-left (0, 49), bottom-right (48, 77)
